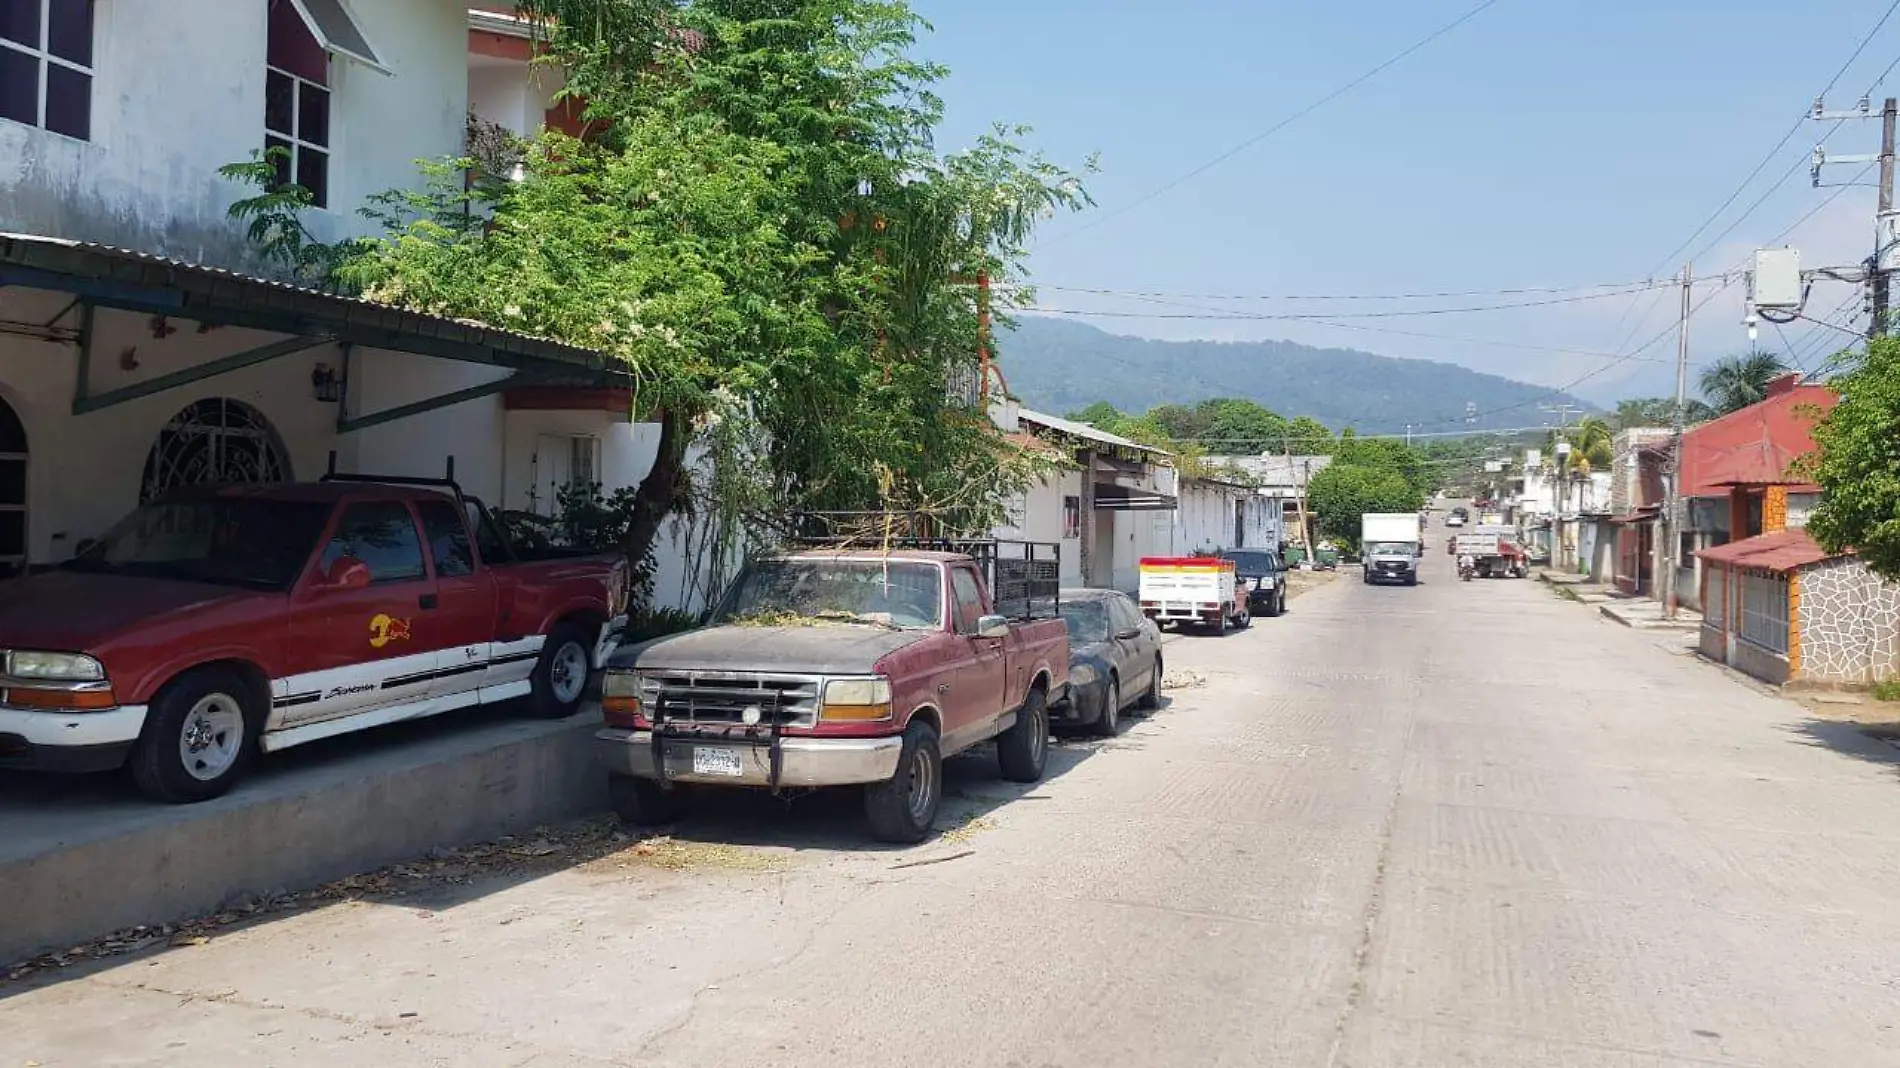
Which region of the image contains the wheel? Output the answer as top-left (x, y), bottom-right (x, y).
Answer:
top-left (1137, 656), bottom-right (1163, 710)
top-left (129, 668), bottom-right (257, 803)
top-left (997, 686), bottom-right (1050, 783)
top-left (1278, 590), bottom-right (1289, 615)
top-left (1211, 612), bottom-right (1228, 636)
top-left (1264, 590), bottom-right (1282, 618)
top-left (526, 621), bottom-right (594, 719)
top-left (609, 772), bottom-right (687, 826)
top-left (1092, 677), bottom-right (1122, 737)
top-left (864, 720), bottom-right (942, 843)
top-left (1233, 608), bottom-right (1251, 630)
top-left (1406, 573), bottom-right (1418, 587)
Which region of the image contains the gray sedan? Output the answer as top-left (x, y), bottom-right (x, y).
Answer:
top-left (1052, 589), bottom-right (1164, 736)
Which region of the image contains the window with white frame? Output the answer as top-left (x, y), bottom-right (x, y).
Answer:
top-left (0, 0), bottom-right (93, 140)
top-left (266, 0), bottom-right (332, 207)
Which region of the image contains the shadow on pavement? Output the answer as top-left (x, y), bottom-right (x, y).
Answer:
top-left (1786, 717), bottom-right (1900, 779)
top-left (3, 723), bottom-right (1095, 997)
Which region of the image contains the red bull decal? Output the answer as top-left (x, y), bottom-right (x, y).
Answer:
top-left (369, 613), bottom-right (413, 649)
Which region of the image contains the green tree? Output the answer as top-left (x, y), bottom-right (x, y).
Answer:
top-left (1805, 337), bottom-right (1900, 579)
top-left (1286, 415), bottom-right (1333, 453)
top-left (1332, 433), bottom-right (1430, 496)
top-left (333, 0), bottom-right (1089, 570)
top-left (1546, 415), bottom-right (1613, 472)
top-left (1613, 396), bottom-right (1714, 430)
top-left (1699, 351), bottom-right (1791, 415)
top-left (1305, 463), bottom-right (1423, 545)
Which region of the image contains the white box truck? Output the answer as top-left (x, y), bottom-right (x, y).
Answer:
top-left (1361, 512), bottom-right (1423, 586)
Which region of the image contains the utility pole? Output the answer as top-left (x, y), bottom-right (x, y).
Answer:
top-left (1662, 263), bottom-right (1692, 619)
top-left (1876, 97), bottom-right (1896, 338)
top-left (1281, 435), bottom-right (1312, 559)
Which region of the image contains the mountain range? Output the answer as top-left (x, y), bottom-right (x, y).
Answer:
top-left (995, 316), bottom-right (1598, 434)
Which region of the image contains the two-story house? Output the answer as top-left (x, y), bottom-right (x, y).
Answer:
top-left (0, 2), bottom-right (708, 604)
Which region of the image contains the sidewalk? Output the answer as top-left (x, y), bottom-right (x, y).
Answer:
top-left (1597, 598), bottom-right (1703, 631)
top-left (1534, 568), bottom-right (1616, 603)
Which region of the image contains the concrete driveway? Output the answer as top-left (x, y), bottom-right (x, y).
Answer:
top-left (3, 550), bottom-right (1897, 1066)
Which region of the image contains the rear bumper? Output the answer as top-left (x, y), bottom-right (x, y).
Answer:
top-left (1142, 603), bottom-right (1225, 622)
top-left (595, 728), bottom-right (904, 787)
top-left (0, 706), bottom-right (148, 773)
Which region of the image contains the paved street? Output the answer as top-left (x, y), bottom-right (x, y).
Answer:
top-left (5, 550), bottom-right (1899, 1067)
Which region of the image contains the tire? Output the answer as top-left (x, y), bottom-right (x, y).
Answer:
top-left (1092, 678), bottom-right (1122, 737)
top-left (864, 720), bottom-right (942, 843)
top-left (1406, 573), bottom-right (1419, 587)
top-left (1233, 608), bottom-right (1251, 630)
top-left (1264, 590), bottom-right (1282, 617)
top-left (608, 772), bottom-right (686, 826)
top-left (997, 686), bottom-right (1050, 784)
top-left (526, 621), bottom-right (595, 719)
top-left (129, 668), bottom-right (258, 804)
top-left (1138, 656), bottom-right (1163, 710)
top-left (1211, 612), bottom-right (1228, 637)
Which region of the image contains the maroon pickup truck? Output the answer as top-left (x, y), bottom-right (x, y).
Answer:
top-left (597, 544), bottom-right (1068, 842)
top-left (0, 474), bottom-right (628, 802)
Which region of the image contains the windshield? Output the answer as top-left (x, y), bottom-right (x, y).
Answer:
top-left (715, 558), bottom-right (943, 630)
top-left (1365, 541), bottom-right (1417, 556)
top-left (1222, 551), bottom-right (1279, 576)
top-left (1058, 599), bottom-right (1113, 643)
top-left (67, 498), bottom-right (332, 591)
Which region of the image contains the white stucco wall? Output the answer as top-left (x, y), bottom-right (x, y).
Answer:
top-left (0, 0), bottom-right (469, 271)
top-left (0, 287), bottom-right (349, 561)
top-left (468, 56), bottom-right (562, 138)
top-left (997, 469), bottom-right (1084, 588)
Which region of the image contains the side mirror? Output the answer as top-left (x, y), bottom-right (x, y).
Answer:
top-left (975, 614), bottom-right (1010, 639)
top-left (315, 556), bottom-right (372, 591)
top-left (1115, 626), bottom-right (1142, 640)
top-left (73, 538), bottom-right (96, 557)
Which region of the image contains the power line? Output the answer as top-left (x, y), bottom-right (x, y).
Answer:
top-left (1016, 278), bottom-right (1672, 302)
top-left (1640, 0), bottom-right (1900, 277)
top-left (1040, 0), bottom-right (1504, 245)
top-left (1020, 283), bottom-right (1663, 321)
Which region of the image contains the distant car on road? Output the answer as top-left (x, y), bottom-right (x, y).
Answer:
top-left (1446, 507), bottom-right (1469, 527)
top-left (1052, 589), bottom-right (1162, 737)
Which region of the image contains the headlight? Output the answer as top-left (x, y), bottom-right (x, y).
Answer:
top-left (822, 677), bottom-right (892, 722)
top-left (1069, 662), bottom-right (1099, 686)
top-left (8, 651), bottom-right (105, 681)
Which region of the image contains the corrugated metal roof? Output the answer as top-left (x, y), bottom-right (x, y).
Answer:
top-left (0, 232), bottom-right (605, 372)
top-left (1696, 528), bottom-right (1837, 572)
top-left (1017, 409), bottom-right (1169, 456)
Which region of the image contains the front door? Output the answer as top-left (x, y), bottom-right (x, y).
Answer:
top-left (1108, 595), bottom-right (1158, 697)
top-left (414, 497), bottom-right (497, 699)
top-left (944, 565), bottom-right (1006, 750)
top-left (278, 500), bottom-right (440, 727)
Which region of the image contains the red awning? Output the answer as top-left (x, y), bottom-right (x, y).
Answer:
top-left (1695, 528), bottom-right (1838, 572)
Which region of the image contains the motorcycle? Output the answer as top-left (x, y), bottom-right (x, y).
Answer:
top-left (1458, 560), bottom-right (1475, 581)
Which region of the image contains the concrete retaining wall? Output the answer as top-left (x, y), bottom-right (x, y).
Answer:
top-left (0, 712), bottom-right (605, 963)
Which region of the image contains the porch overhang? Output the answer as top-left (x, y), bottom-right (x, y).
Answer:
top-left (0, 233), bottom-right (634, 431)
top-left (1093, 483), bottom-right (1177, 511)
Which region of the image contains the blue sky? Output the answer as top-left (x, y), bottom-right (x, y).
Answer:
top-left (914, 0), bottom-right (1894, 409)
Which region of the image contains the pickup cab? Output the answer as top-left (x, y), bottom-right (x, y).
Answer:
top-left (0, 478), bottom-right (629, 802)
top-left (596, 545), bottom-right (1068, 843)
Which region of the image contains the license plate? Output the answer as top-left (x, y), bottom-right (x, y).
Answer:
top-left (691, 747), bottom-right (744, 777)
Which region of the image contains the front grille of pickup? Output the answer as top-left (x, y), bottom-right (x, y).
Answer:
top-left (650, 673), bottom-right (820, 727)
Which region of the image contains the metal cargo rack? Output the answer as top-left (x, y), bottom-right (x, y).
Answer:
top-left (782, 512), bottom-right (1061, 622)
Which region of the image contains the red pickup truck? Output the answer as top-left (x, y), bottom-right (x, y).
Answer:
top-left (0, 477), bottom-right (628, 802)
top-left (597, 543), bottom-right (1068, 843)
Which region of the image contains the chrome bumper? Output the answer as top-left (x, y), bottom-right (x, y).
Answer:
top-left (595, 728), bottom-right (904, 787)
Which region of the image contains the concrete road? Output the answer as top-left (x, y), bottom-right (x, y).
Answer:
top-left (5, 550), bottom-right (1900, 1066)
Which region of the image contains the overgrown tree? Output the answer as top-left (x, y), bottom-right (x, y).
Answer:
top-left (1805, 336), bottom-right (1900, 579)
top-left (1612, 396), bottom-right (1714, 430)
top-left (1699, 351), bottom-right (1790, 415)
top-left (328, 0), bottom-right (1091, 576)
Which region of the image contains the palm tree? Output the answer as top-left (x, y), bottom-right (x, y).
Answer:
top-left (1699, 351), bottom-right (1791, 415)
top-left (1544, 415), bottom-right (1614, 473)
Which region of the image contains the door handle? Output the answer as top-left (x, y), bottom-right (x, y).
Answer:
top-left (419, 593), bottom-right (439, 610)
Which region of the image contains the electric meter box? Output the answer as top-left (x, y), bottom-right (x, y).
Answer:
top-left (1750, 248), bottom-right (1802, 310)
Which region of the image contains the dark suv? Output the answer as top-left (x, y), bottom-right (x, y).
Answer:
top-left (1221, 549), bottom-right (1287, 618)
